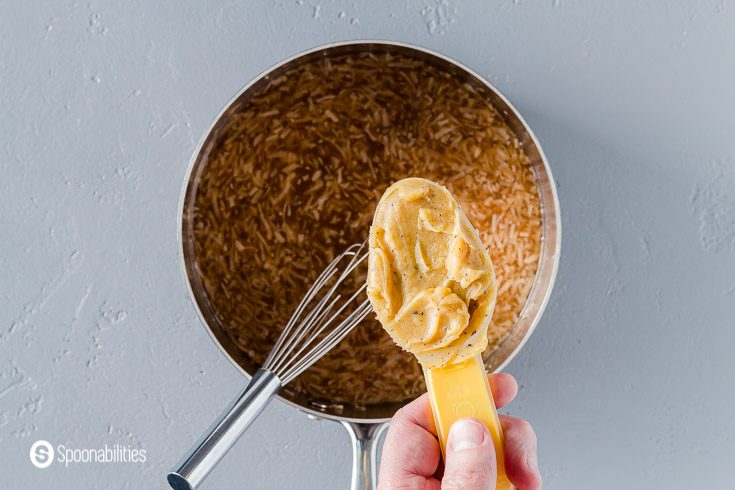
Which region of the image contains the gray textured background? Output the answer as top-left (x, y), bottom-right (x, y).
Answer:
top-left (2, 1), bottom-right (734, 489)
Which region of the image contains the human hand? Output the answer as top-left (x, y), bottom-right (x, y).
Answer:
top-left (377, 373), bottom-right (541, 489)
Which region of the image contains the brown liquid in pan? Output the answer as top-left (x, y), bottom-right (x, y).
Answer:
top-left (191, 52), bottom-right (542, 407)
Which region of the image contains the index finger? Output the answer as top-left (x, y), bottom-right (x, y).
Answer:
top-left (489, 372), bottom-right (519, 409)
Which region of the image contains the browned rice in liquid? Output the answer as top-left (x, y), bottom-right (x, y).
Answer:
top-left (192, 52), bottom-right (542, 407)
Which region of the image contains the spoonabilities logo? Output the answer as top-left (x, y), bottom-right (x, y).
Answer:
top-left (29, 440), bottom-right (146, 468)
top-left (30, 440), bottom-right (54, 469)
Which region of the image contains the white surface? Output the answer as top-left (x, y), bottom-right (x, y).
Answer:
top-left (1, 1), bottom-right (734, 489)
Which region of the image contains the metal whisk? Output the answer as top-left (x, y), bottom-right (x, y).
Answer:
top-left (168, 242), bottom-right (371, 490)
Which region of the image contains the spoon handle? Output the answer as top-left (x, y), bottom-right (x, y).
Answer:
top-left (424, 356), bottom-right (513, 490)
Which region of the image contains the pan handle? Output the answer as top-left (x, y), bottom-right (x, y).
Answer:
top-left (167, 369), bottom-right (281, 490)
top-left (340, 421), bottom-right (389, 490)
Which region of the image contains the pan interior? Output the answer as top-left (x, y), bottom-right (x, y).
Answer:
top-left (180, 42), bottom-right (558, 422)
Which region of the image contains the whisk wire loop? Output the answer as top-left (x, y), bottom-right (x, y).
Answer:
top-left (263, 241), bottom-right (370, 383)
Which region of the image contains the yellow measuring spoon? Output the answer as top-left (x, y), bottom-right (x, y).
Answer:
top-left (367, 178), bottom-right (512, 489)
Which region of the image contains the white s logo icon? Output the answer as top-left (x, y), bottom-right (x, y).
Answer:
top-left (30, 440), bottom-right (54, 469)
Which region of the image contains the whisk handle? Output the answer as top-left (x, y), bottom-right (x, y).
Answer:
top-left (167, 369), bottom-right (281, 490)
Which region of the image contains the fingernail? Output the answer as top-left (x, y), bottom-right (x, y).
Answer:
top-left (449, 419), bottom-right (487, 451)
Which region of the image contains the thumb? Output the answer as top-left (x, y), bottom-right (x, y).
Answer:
top-left (441, 418), bottom-right (497, 490)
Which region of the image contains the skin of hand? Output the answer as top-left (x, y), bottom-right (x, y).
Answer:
top-left (377, 373), bottom-right (541, 490)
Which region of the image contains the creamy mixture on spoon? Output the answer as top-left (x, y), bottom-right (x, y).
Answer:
top-left (367, 178), bottom-right (497, 369)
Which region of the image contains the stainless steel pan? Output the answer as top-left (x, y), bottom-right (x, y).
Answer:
top-left (175, 40), bottom-right (561, 490)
